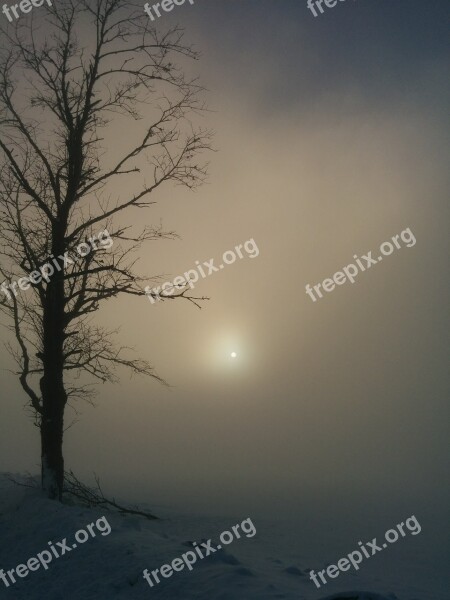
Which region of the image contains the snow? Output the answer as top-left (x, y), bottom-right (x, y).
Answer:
top-left (0, 474), bottom-right (447, 600)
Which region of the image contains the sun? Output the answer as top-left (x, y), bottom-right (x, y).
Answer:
top-left (230, 352), bottom-right (237, 359)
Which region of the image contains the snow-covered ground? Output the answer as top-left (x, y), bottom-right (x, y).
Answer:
top-left (0, 474), bottom-right (447, 600)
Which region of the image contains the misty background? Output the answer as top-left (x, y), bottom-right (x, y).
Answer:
top-left (1, 2), bottom-right (448, 582)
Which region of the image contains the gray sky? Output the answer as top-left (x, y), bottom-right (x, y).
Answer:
top-left (1, 0), bottom-right (449, 524)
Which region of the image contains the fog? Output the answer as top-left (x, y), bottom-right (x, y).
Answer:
top-left (1, 0), bottom-right (448, 538)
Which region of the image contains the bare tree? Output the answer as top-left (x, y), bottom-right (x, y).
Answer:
top-left (0, 0), bottom-right (211, 500)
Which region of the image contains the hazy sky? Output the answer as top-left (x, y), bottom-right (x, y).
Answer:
top-left (1, 0), bottom-right (449, 527)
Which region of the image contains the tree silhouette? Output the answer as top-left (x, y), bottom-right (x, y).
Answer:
top-left (0, 0), bottom-right (211, 500)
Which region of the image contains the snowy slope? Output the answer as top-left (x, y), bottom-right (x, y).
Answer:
top-left (0, 475), bottom-right (443, 600)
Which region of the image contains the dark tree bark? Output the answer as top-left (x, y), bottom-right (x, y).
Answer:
top-left (40, 239), bottom-right (67, 499)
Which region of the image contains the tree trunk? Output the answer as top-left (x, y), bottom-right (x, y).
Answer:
top-left (40, 228), bottom-right (68, 501)
top-left (41, 408), bottom-right (65, 500)
top-left (40, 348), bottom-right (67, 499)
